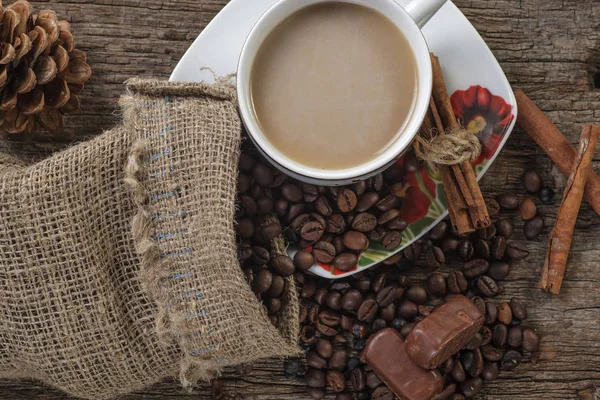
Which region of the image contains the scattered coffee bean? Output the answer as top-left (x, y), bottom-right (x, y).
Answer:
top-left (306, 369), bottom-right (326, 388)
top-left (351, 367), bottom-right (366, 391)
top-left (506, 241), bottom-right (529, 260)
top-left (328, 350), bottom-right (348, 371)
top-left (325, 291), bottom-right (342, 310)
top-left (482, 361), bottom-right (499, 381)
top-left (357, 299), bottom-right (379, 321)
top-left (406, 285), bottom-right (428, 304)
top-left (307, 387), bottom-right (325, 399)
top-left (495, 219), bottom-right (513, 239)
top-left (477, 224), bottom-right (496, 240)
top-left (382, 230), bottom-right (402, 250)
top-left (519, 199), bottom-right (537, 221)
top-left (500, 350), bottom-right (522, 370)
top-left (492, 324), bottom-right (508, 347)
top-left (447, 271), bottom-right (468, 293)
top-left (485, 302), bottom-right (498, 325)
top-left (404, 242), bottom-right (423, 262)
top-left (498, 302), bottom-right (513, 325)
top-left (307, 351), bottom-right (327, 369)
top-left (379, 303), bottom-right (396, 322)
top-left (397, 300), bottom-right (418, 319)
top-left (372, 386), bottom-right (395, 400)
top-left (538, 186), bottom-right (554, 203)
top-left (460, 377), bottom-right (483, 398)
top-left (508, 326), bottom-right (523, 348)
top-left (426, 272), bottom-right (447, 297)
top-left (465, 332), bottom-right (484, 351)
top-left (481, 344), bottom-right (503, 362)
top-left (355, 192), bottom-right (379, 212)
top-left (485, 198), bottom-right (500, 218)
top-left (458, 240), bottom-right (475, 261)
top-left (490, 236), bottom-right (507, 260)
top-left (451, 359), bottom-right (466, 382)
top-left (522, 328), bottom-right (540, 352)
top-left (463, 259), bottom-right (489, 279)
top-left (430, 221), bottom-right (450, 240)
top-left (337, 189), bottom-right (357, 213)
top-left (510, 298), bottom-right (528, 320)
top-left (433, 383), bottom-right (457, 400)
top-left (474, 239), bottom-right (490, 259)
top-left (496, 193), bottom-right (519, 210)
top-left (426, 246), bottom-right (445, 268)
top-left (252, 163), bottom-right (273, 187)
top-left (480, 326), bottom-right (492, 346)
top-left (372, 318), bottom-right (387, 332)
top-left (334, 253), bottom-right (358, 272)
top-left (327, 370), bottom-right (346, 392)
top-left (366, 371), bottom-right (383, 389)
top-left (271, 255), bottom-right (295, 277)
top-left (371, 272), bottom-right (387, 293)
top-left (523, 170), bottom-right (543, 193)
top-left (477, 276), bottom-right (500, 297)
top-left (488, 262), bottom-right (510, 281)
top-left (441, 238), bottom-right (460, 254)
top-left (353, 212), bottom-right (378, 232)
top-left (523, 216), bottom-right (544, 240)
top-left (341, 289), bottom-right (363, 311)
top-left (316, 339), bottom-right (333, 359)
top-left (376, 194), bottom-right (401, 212)
top-left (343, 231), bottom-right (370, 251)
top-left (375, 286), bottom-right (396, 307)
top-left (253, 269), bottom-right (273, 294)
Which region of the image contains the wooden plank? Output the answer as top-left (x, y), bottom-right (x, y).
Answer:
top-left (0, 0), bottom-right (599, 398)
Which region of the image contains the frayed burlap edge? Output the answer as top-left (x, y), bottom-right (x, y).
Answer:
top-left (123, 78), bottom-right (300, 390)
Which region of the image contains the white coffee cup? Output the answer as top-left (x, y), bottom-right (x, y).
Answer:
top-left (237, 0), bottom-right (447, 185)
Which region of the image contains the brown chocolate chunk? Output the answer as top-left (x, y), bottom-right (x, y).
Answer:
top-left (405, 295), bottom-right (484, 370)
top-left (362, 328), bottom-right (443, 400)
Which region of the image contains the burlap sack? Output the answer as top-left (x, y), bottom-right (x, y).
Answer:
top-left (0, 78), bottom-right (299, 399)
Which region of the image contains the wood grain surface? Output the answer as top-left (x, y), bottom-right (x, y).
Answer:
top-left (1, 0), bottom-right (599, 399)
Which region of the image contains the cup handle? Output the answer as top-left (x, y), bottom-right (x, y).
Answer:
top-left (404, 0), bottom-right (447, 28)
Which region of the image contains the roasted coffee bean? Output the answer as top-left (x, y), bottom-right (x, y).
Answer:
top-left (460, 350), bottom-right (474, 373)
top-left (372, 318), bottom-right (388, 332)
top-left (463, 259), bottom-right (489, 279)
top-left (496, 193), bottom-right (519, 210)
top-left (480, 326), bottom-right (492, 347)
top-left (313, 197), bottom-right (332, 217)
top-left (403, 242), bottom-right (422, 262)
top-left (506, 241), bottom-right (529, 260)
top-left (291, 213), bottom-right (311, 234)
top-left (379, 303), bottom-right (396, 322)
top-left (523, 216), bottom-right (544, 240)
top-left (501, 350), bottom-right (522, 370)
top-left (325, 291), bottom-right (343, 310)
top-left (522, 328), bottom-right (540, 352)
top-left (477, 276), bottom-right (500, 297)
top-left (316, 320), bottom-right (338, 337)
top-left (351, 367), bottom-right (366, 391)
top-left (464, 332), bottom-right (484, 351)
top-left (271, 255), bottom-right (295, 277)
top-left (313, 241), bottom-right (336, 264)
top-left (391, 317), bottom-right (407, 330)
top-left (448, 271), bottom-right (468, 293)
top-left (307, 387), bottom-right (326, 400)
top-left (427, 272), bottom-right (447, 297)
top-left (315, 339), bottom-right (333, 359)
top-left (353, 339), bottom-right (366, 351)
top-left (386, 217), bottom-right (408, 231)
top-left (235, 363), bottom-right (253, 377)
top-left (240, 195), bottom-right (257, 215)
top-left (287, 203), bottom-right (306, 222)
top-left (307, 304), bottom-right (320, 325)
top-left (474, 239), bottom-right (490, 259)
top-left (523, 170), bottom-right (543, 193)
top-left (267, 275), bottom-right (285, 298)
top-left (451, 359), bottom-right (466, 382)
top-left (267, 298), bottom-right (281, 315)
top-left (459, 377), bottom-right (483, 398)
top-left (433, 383), bottom-right (457, 400)
top-left (371, 272), bottom-right (387, 293)
top-left (440, 358), bottom-right (454, 375)
top-left (300, 325), bottom-right (317, 344)
top-left (306, 368), bottom-right (326, 388)
top-left (281, 183), bottom-right (302, 203)
top-left (352, 322), bottom-right (370, 339)
top-left (294, 250), bottom-right (315, 271)
top-left (337, 189), bottom-right (358, 213)
top-left (352, 180), bottom-right (367, 197)
top-left (488, 261), bottom-right (510, 281)
top-left (271, 170), bottom-right (288, 188)
top-left (274, 199), bottom-right (288, 218)
top-left (353, 212), bottom-right (378, 232)
top-left (426, 246), bottom-right (445, 268)
top-left (341, 290), bottom-right (363, 311)
top-left (341, 314), bottom-right (354, 331)
top-left (482, 361), bottom-right (499, 381)
top-left (307, 351), bottom-right (328, 369)
top-left (347, 356), bottom-right (361, 372)
top-left (299, 183), bottom-right (318, 203)
top-left (328, 350), bottom-right (348, 371)
top-left (441, 238), bottom-right (460, 254)
top-left (238, 240), bottom-right (252, 261)
top-left (382, 230), bottom-right (402, 250)
top-left (249, 184), bottom-right (263, 200)
top-left (397, 300), bottom-right (418, 319)
top-left (366, 371), bottom-right (382, 389)
top-left (252, 163), bottom-right (273, 187)
top-left (237, 218), bottom-right (254, 239)
top-left (403, 151), bottom-right (419, 172)
top-left (382, 253), bottom-right (402, 265)
top-left (508, 326), bottom-right (523, 348)
top-left (343, 231), bottom-right (370, 251)
top-left (302, 279), bottom-right (317, 299)
top-left (429, 221), bottom-right (449, 240)
top-left (472, 297), bottom-right (486, 317)
top-left (357, 299), bottom-right (379, 321)
top-left (458, 240), bottom-right (475, 261)
top-left (485, 302), bottom-right (498, 324)
top-left (470, 348), bottom-right (484, 377)
top-left (332, 235), bottom-right (345, 254)
top-left (261, 221), bottom-right (282, 242)
top-left (485, 198), bottom-right (501, 218)
top-left (334, 253), bottom-right (358, 272)
top-left (311, 213), bottom-right (327, 231)
top-left (398, 275), bottom-right (411, 287)
top-left (253, 269), bottom-right (273, 294)
top-left (481, 344), bottom-right (503, 361)
top-left (355, 277), bottom-right (372, 292)
top-left (477, 224), bottom-right (497, 240)
top-left (319, 310), bottom-right (341, 327)
top-left (301, 221), bottom-right (325, 242)
top-left (498, 302), bottom-right (512, 325)
top-left (239, 153), bottom-right (257, 172)
top-left (376, 194), bottom-right (400, 212)
top-left (492, 324), bottom-right (508, 347)
top-left (356, 192), bottom-right (379, 212)
top-left (510, 318), bottom-right (522, 327)
top-left (489, 236), bottom-right (506, 260)
top-left (330, 281), bottom-right (351, 293)
top-left (539, 186), bottom-right (554, 202)
top-left (368, 226), bottom-right (387, 241)
top-left (251, 246), bottom-right (270, 265)
top-left (406, 285), bottom-right (428, 305)
top-left (519, 199), bottom-right (537, 221)
top-left (375, 286), bottom-right (396, 307)
top-left (510, 298), bottom-right (528, 320)
top-left (372, 386), bottom-right (395, 400)
top-left (495, 219), bottom-right (513, 239)
top-left (326, 214), bottom-right (346, 234)
top-left (378, 209), bottom-right (401, 225)
top-left (369, 173), bottom-right (384, 191)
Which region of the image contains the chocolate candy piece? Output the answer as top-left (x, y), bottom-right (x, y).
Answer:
top-left (362, 328), bottom-right (443, 400)
top-left (405, 294), bottom-right (484, 370)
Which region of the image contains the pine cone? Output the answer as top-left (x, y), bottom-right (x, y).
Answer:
top-left (0, 0), bottom-right (91, 134)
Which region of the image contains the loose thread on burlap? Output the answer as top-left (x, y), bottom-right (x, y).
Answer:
top-left (413, 126), bottom-right (482, 170)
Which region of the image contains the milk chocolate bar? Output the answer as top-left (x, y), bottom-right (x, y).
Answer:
top-left (362, 328), bottom-right (443, 400)
top-left (405, 294), bottom-right (484, 369)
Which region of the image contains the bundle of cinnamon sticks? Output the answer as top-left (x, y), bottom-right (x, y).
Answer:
top-left (515, 90), bottom-right (600, 294)
top-left (421, 54), bottom-right (490, 235)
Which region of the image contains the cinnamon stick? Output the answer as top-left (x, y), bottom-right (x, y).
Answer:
top-left (515, 90), bottom-right (600, 216)
top-left (430, 54), bottom-right (490, 231)
top-left (538, 125), bottom-right (600, 294)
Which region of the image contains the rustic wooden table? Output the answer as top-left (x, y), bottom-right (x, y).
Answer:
top-left (1, 0), bottom-right (599, 399)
